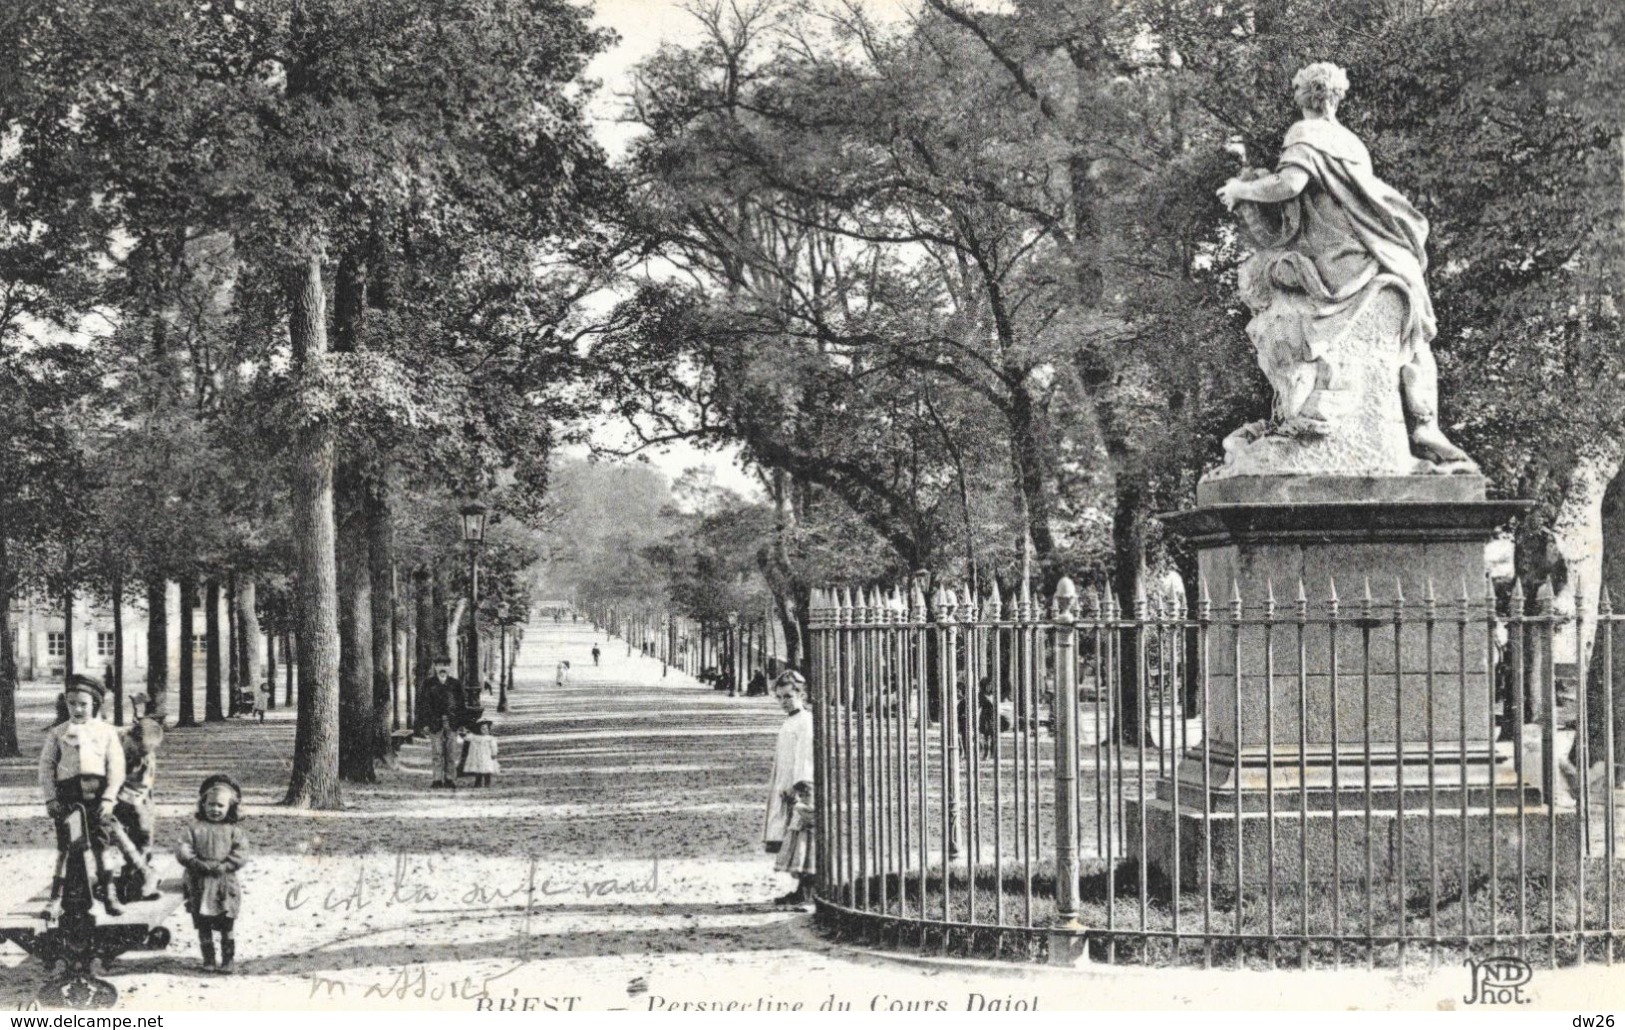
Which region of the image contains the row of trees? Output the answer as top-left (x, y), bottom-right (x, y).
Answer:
top-left (586, 0), bottom-right (1623, 667)
top-left (4, 0), bottom-right (1622, 796)
top-left (0, 0), bottom-right (611, 804)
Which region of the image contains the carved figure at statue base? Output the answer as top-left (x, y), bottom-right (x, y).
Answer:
top-left (1214, 62), bottom-right (1475, 479)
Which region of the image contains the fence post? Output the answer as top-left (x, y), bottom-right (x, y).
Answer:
top-left (1050, 576), bottom-right (1085, 965)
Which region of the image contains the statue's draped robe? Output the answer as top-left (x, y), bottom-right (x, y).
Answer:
top-left (1240, 118), bottom-right (1436, 412)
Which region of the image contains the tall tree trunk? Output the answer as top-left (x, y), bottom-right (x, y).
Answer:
top-left (226, 574), bottom-right (240, 716)
top-left (368, 478), bottom-right (395, 761)
top-left (265, 616), bottom-right (277, 712)
top-left (63, 546), bottom-right (74, 685)
top-left (284, 629), bottom-right (295, 708)
top-left (205, 577), bottom-right (224, 722)
top-left (336, 469), bottom-right (376, 783)
top-left (414, 568), bottom-right (434, 728)
top-left (1582, 467), bottom-right (1625, 785)
top-left (1008, 385), bottom-right (1057, 569)
top-left (333, 243), bottom-right (376, 782)
top-left (0, 534), bottom-right (18, 757)
top-left (179, 573), bottom-right (197, 727)
top-left (146, 575), bottom-right (168, 715)
top-left (111, 567), bottom-right (125, 727)
top-left (240, 579), bottom-right (261, 707)
top-left (284, 249), bottom-right (343, 808)
top-left (1111, 481), bottom-right (1146, 744)
top-left (432, 569), bottom-right (448, 665)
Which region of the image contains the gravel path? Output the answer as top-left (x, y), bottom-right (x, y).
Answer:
top-left (0, 618), bottom-right (1613, 1010)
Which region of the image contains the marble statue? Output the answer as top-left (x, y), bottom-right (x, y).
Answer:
top-left (1213, 62), bottom-right (1474, 477)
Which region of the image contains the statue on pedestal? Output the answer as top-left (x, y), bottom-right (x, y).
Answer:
top-left (1214, 62), bottom-right (1474, 477)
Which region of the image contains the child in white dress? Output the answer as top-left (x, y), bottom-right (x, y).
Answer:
top-left (463, 720), bottom-right (500, 787)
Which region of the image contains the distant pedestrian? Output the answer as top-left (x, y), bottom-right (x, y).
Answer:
top-left (763, 670), bottom-right (814, 906)
top-left (177, 775), bottom-right (248, 974)
top-left (591, 644), bottom-right (601, 667)
top-left (463, 721), bottom-right (500, 787)
top-left (254, 681), bottom-right (269, 723)
top-left (977, 676), bottom-right (999, 758)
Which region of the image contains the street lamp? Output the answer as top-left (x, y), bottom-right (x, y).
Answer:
top-left (727, 610), bottom-right (740, 697)
top-left (459, 503), bottom-right (487, 689)
top-left (497, 601), bottom-right (511, 713)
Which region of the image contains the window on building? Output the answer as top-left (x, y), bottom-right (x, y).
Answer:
top-left (47, 632), bottom-right (66, 659)
top-left (97, 632), bottom-right (115, 659)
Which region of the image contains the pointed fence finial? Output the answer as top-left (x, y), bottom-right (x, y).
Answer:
top-left (960, 584), bottom-right (978, 623)
top-left (1510, 577), bottom-right (1527, 614)
top-left (1535, 579), bottom-right (1555, 610)
top-left (1601, 585), bottom-right (1615, 616)
top-left (986, 580), bottom-right (1003, 621)
top-left (909, 582), bottom-right (927, 622)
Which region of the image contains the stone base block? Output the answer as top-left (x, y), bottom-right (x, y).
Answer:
top-left (1126, 796), bottom-right (1578, 891)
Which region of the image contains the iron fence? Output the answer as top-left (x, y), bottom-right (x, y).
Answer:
top-left (807, 578), bottom-right (1625, 968)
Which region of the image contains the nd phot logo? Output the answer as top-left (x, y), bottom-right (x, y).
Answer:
top-left (1463, 955), bottom-right (1532, 1005)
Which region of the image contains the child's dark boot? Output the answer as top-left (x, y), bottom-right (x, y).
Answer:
top-left (200, 934), bottom-right (217, 970)
top-left (96, 872), bottom-right (124, 916)
top-left (218, 937), bottom-right (235, 974)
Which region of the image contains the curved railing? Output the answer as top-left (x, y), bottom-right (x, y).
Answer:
top-left (807, 579), bottom-right (1624, 968)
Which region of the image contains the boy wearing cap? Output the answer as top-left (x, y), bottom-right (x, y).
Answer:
top-left (38, 675), bottom-right (127, 916)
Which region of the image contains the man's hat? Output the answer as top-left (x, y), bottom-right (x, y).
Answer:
top-left (432, 655), bottom-right (452, 666)
top-left (63, 674), bottom-right (104, 704)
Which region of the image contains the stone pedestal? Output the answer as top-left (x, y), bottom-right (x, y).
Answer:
top-left (1134, 473), bottom-right (1541, 888)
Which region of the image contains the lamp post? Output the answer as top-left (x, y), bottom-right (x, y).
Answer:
top-left (459, 503), bottom-right (487, 691)
top-left (497, 601), bottom-right (511, 713)
top-left (727, 610), bottom-right (740, 697)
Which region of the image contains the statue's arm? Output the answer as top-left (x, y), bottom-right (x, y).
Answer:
top-left (1217, 166), bottom-right (1311, 211)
